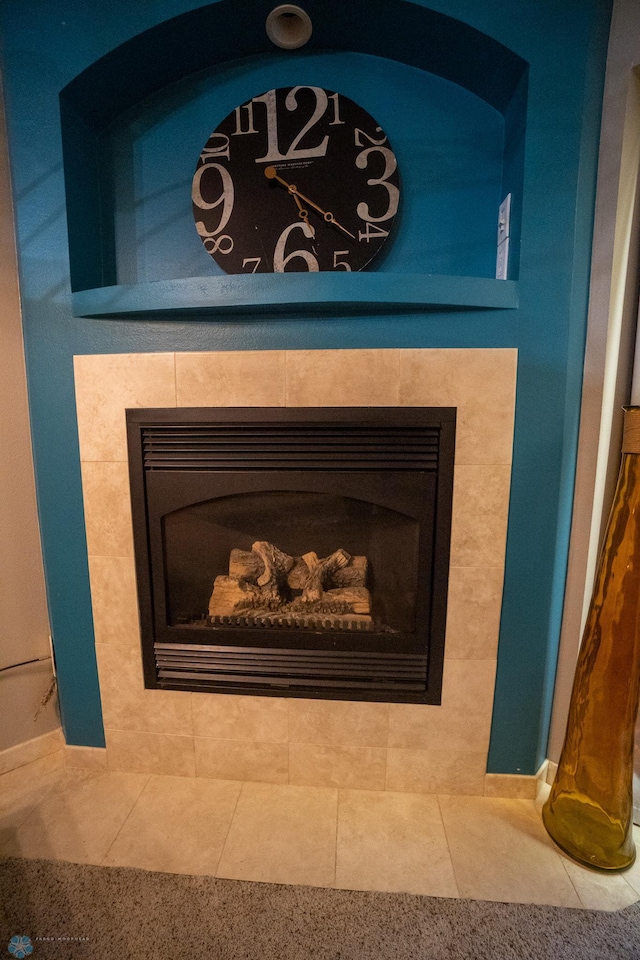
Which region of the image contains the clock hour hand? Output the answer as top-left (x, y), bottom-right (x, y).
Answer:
top-left (264, 166), bottom-right (356, 241)
top-left (292, 192), bottom-right (315, 236)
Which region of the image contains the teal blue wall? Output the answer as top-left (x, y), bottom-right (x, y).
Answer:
top-left (0, 0), bottom-right (611, 771)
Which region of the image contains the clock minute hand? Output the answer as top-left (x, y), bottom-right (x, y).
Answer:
top-left (264, 166), bottom-right (356, 241)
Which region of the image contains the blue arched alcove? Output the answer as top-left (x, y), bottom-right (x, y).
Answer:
top-left (60, 0), bottom-right (526, 317)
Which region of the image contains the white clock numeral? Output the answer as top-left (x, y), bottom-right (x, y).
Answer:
top-left (273, 221), bottom-right (319, 272)
top-left (200, 133), bottom-right (231, 161)
top-left (355, 146), bottom-right (399, 223)
top-left (328, 92), bottom-right (344, 126)
top-left (242, 257), bottom-right (262, 273)
top-left (199, 232), bottom-right (234, 255)
top-left (254, 87), bottom-right (329, 164)
top-left (358, 221), bottom-right (389, 243)
top-left (232, 102), bottom-right (258, 136)
top-left (192, 162), bottom-right (235, 235)
top-left (333, 250), bottom-right (351, 270)
top-left (354, 126), bottom-right (388, 148)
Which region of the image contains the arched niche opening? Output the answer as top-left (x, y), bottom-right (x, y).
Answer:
top-left (59, 0), bottom-right (527, 306)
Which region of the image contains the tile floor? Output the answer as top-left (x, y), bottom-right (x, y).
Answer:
top-left (1, 751), bottom-right (640, 913)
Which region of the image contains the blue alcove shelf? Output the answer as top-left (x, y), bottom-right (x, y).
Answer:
top-left (71, 275), bottom-right (518, 321)
top-left (59, 0), bottom-right (527, 321)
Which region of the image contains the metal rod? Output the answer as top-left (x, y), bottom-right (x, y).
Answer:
top-left (0, 655), bottom-right (52, 675)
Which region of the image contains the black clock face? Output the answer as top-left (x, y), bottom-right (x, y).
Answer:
top-left (192, 86), bottom-right (400, 274)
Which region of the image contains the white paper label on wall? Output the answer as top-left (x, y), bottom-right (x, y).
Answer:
top-left (496, 236), bottom-right (510, 281)
top-left (496, 193), bottom-right (511, 280)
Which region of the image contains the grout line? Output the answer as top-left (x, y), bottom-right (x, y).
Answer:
top-left (621, 874), bottom-right (640, 901)
top-left (191, 733), bottom-right (288, 744)
top-left (214, 780), bottom-right (244, 878)
top-left (618, 872), bottom-right (640, 899)
top-left (0, 740), bottom-right (65, 779)
top-left (100, 772), bottom-right (152, 865)
top-left (557, 855), bottom-right (587, 909)
top-left (103, 725), bottom-right (194, 739)
top-left (557, 846), bottom-right (640, 911)
top-left (435, 794), bottom-right (462, 899)
top-left (87, 554), bottom-right (135, 564)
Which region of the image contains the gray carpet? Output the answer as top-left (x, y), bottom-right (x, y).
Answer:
top-left (1, 856), bottom-right (639, 960)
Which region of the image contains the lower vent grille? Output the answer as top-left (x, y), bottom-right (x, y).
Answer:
top-left (154, 643), bottom-right (427, 694)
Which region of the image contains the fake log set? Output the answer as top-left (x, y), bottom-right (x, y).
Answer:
top-left (208, 540), bottom-right (374, 631)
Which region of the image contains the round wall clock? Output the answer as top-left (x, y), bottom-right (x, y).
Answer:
top-left (192, 86), bottom-right (400, 273)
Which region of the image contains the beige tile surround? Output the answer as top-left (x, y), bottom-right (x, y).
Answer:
top-left (74, 349), bottom-right (517, 795)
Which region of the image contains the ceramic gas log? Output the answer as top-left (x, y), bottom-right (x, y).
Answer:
top-left (209, 542), bottom-right (376, 631)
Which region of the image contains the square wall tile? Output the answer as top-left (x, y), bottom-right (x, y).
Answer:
top-left (450, 464), bottom-right (512, 568)
top-left (106, 729), bottom-right (195, 777)
top-left (484, 773), bottom-right (537, 799)
top-left (176, 351), bottom-right (286, 407)
top-left (192, 693), bottom-right (288, 742)
top-left (81, 461), bottom-right (134, 558)
top-left (386, 748), bottom-right (486, 795)
top-left (289, 743), bottom-right (386, 790)
top-left (88, 556), bottom-right (140, 647)
top-left (194, 737), bottom-right (288, 783)
top-left (398, 348), bottom-right (517, 465)
top-left (285, 350), bottom-right (400, 406)
top-left (388, 660), bottom-right (496, 752)
top-left (95, 643), bottom-right (192, 737)
top-left (445, 566), bottom-right (504, 660)
top-left (74, 353), bottom-right (176, 462)
top-left (288, 699), bottom-right (388, 747)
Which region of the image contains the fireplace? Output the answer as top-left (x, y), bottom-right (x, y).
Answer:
top-left (127, 406), bottom-right (455, 704)
top-left (74, 348), bottom-right (514, 791)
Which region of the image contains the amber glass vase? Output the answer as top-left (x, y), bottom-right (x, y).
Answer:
top-left (542, 406), bottom-right (640, 870)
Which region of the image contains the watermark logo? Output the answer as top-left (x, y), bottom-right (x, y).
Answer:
top-left (7, 937), bottom-right (33, 958)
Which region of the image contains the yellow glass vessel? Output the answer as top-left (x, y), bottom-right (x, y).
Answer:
top-left (542, 406), bottom-right (640, 870)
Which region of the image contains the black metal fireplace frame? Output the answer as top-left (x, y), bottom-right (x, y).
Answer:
top-left (126, 406), bottom-right (455, 704)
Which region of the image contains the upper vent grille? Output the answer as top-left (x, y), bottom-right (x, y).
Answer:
top-left (140, 423), bottom-right (441, 472)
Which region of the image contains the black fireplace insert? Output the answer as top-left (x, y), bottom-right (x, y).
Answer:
top-left (126, 407), bottom-right (455, 703)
